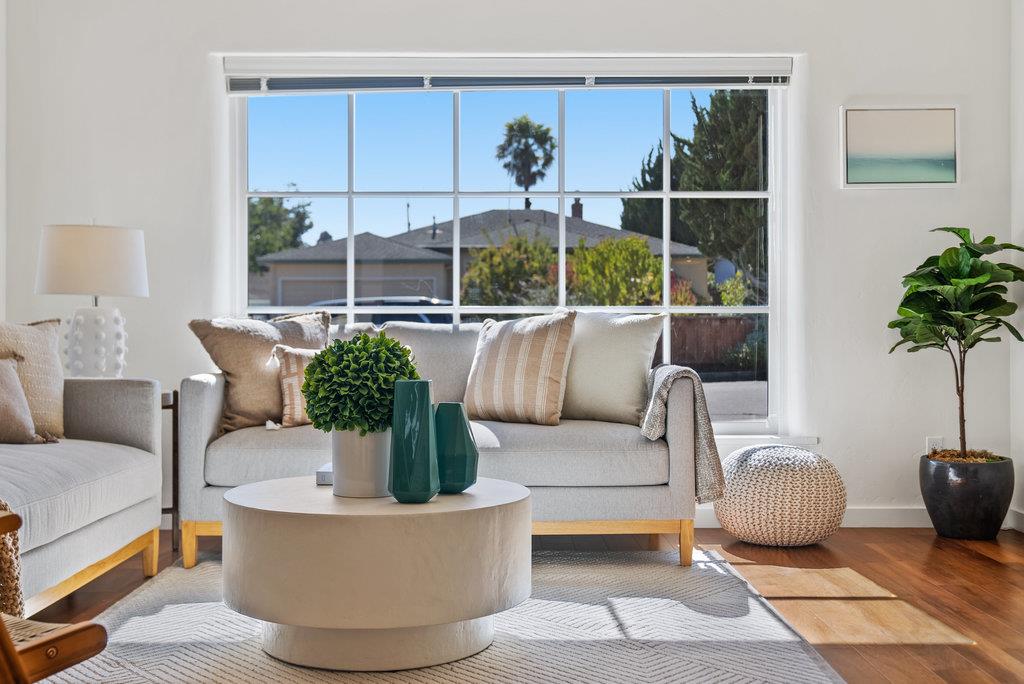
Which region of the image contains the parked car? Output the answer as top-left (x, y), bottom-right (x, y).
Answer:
top-left (309, 296), bottom-right (453, 325)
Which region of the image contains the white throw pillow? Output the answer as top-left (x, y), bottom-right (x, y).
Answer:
top-left (560, 310), bottom-right (666, 425)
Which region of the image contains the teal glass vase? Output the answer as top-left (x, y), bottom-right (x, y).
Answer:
top-left (389, 379), bottom-right (439, 504)
top-left (434, 402), bottom-right (479, 494)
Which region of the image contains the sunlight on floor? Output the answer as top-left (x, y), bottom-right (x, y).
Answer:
top-left (697, 543), bottom-right (974, 647)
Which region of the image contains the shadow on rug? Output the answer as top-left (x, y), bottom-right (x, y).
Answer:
top-left (51, 549), bottom-right (841, 683)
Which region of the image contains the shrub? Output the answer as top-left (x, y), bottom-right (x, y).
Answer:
top-left (302, 332), bottom-right (419, 435)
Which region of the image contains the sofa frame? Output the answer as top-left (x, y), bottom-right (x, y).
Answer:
top-left (180, 373), bottom-right (696, 567)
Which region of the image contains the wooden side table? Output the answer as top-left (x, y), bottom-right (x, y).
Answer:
top-left (161, 390), bottom-right (179, 551)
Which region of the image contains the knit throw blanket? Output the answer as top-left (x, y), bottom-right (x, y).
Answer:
top-left (641, 365), bottom-right (726, 504)
top-left (0, 501), bottom-right (23, 617)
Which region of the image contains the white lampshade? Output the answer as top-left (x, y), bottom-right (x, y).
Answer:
top-left (35, 224), bottom-right (149, 298)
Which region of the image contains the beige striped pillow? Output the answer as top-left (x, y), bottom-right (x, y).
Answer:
top-left (273, 345), bottom-right (318, 427)
top-left (464, 311), bottom-right (576, 426)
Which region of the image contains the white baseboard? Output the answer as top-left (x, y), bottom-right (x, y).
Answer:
top-left (1005, 507), bottom-right (1024, 532)
top-left (697, 505), bottom-right (1023, 529)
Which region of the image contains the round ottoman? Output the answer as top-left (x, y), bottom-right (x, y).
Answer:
top-left (714, 445), bottom-right (846, 546)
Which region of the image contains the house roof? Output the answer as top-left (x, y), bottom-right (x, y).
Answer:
top-left (389, 209), bottom-right (702, 258)
top-left (257, 208), bottom-right (702, 264)
top-left (257, 231), bottom-right (451, 264)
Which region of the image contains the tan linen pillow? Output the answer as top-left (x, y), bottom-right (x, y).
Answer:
top-left (273, 345), bottom-right (318, 428)
top-left (464, 311), bottom-right (576, 426)
top-left (189, 311), bottom-right (330, 432)
top-left (0, 319), bottom-right (63, 438)
top-left (0, 357), bottom-right (39, 443)
top-left (560, 310), bottom-right (666, 425)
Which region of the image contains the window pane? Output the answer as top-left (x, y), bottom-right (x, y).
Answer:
top-left (353, 198), bottom-right (453, 311)
top-left (565, 89), bottom-right (662, 192)
top-left (671, 198), bottom-right (767, 306)
top-left (670, 89), bottom-right (767, 191)
top-left (565, 198), bottom-right (667, 306)
top-left (248, 95), bottom-right (347, 192)
top-left (354, 92), bottom-right (453, 191)
top-left (248, 197), bottom-right (347, 307)
top-left (671, 313), bottom-right (767, 421)
top-left (460, 91), bottom-right (558, 192)
top-left (459, 198), bottom-right (558, 307)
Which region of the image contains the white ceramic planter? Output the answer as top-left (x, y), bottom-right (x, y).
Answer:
top-left (332, 429), bottom-right (391, 498)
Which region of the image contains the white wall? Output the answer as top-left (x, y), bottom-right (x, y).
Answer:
top-left (4, 0), bottom-right (1016, 525)
top-left (1009, 0), bottom-right (1024, 531)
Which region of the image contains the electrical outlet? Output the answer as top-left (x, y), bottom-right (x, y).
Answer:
top-left (926, 436), bottom-right (944, 453)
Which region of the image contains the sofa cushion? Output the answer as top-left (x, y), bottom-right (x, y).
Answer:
top-left (472, 419), bottom-right (669, 486)
top-left (343, 322), bottom-right (482, 403)
top-left (204, 424), bottom-right (329, 487)
top-left (0, 439), bottom-right (161, 553)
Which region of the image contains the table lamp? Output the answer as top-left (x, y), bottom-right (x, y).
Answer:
top-left (35, 224), bottom-right (149, 378)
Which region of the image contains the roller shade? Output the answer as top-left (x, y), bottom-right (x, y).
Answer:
top-left (224, 56), bottom-right (791, 94)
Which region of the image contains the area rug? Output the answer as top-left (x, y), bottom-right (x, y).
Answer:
top-left (52, 550), bottom-right (841, 683)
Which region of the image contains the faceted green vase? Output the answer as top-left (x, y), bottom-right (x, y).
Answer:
top-left (434, 402), bottom-right (479, 494)
top-left (389, 379), bottom-right (439, 504)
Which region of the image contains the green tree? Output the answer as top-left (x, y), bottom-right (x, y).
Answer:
top-left (248, 196), bottom-right (313, 273)
top-left (622, 91), bottom-right (767, 304)
top-left (460, 232), bottom-right (556, 306)
top-left (567, 236), bottom-right (662, 306)
top-left (496, 115), bottom-right (557, 209)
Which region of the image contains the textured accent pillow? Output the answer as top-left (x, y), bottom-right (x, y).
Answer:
top-left (0, 320), bottom-right (64, 438)
top-left (273, 345), bottom-right (318, 428)
top-left (189, 311), bottom-right (330, 432)
top-left (0, 357), bottom-right (39, 443)
top-left (464, 311), bottom-right (576, 426)
top-left (560, 310), bottom-right (666, 425)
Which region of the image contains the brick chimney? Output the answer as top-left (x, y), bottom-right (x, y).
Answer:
top-left (571, 198), bottom-right (583, 219)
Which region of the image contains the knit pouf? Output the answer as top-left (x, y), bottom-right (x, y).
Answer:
top-left (714, 445), bottom-right (846, 546)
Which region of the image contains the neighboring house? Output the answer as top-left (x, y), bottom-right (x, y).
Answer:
top-left (255, 207), bottom-right (708, 306)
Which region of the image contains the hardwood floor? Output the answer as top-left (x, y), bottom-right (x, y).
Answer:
top-left (35, 528), bottom-right (1024, 683)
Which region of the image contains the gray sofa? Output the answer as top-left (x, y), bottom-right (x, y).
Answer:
top-left (0, 379), bottom-right (162, 615)
top-left (180, 322), bottom-right (696, 566)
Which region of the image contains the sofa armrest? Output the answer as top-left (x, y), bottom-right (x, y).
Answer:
top-left (665, 377), bottom-right (697, 518)
top-left (63, 378), bottom-right (161, 455)
top-left (179, 373), bottom-right (225, 519)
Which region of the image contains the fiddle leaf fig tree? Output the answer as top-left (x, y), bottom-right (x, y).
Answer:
top-left (888, 227), bottom-right (1024, 458)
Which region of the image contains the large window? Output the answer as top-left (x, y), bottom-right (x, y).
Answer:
top-left (238, 73), bottom-right (784, 427)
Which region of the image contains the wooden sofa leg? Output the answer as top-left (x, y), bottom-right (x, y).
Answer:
top-left (181, 521), bottom-right (198, 569)
top-left (679, 519), bottom-right (694, 567)
top-left (141, 528), bottom-right (160, 577)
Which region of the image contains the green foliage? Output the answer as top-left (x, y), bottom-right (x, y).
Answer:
top-left (888, 227), bottom-right (1024, 455)
top-left (715, 270), bottom-right (749, 307)
top-left (567, 236), bottom-right (662, 306)
top-left (302, 332), bottom-right (419, 435)
top-left (248, 195), bottom-right (313, 273)
top-left (670, 274), bottom-right (697, 306)
top-left (722, 324), bottom-right (767, 373)
top-left (622, 92), bottom-right (767, 304)
top-left (460, 231), bottom-right (557, 306)
top-left (496, 115), bottom-right (557, 208)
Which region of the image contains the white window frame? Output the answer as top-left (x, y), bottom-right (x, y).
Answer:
top-left (228, 56), bottom-right (788, 434)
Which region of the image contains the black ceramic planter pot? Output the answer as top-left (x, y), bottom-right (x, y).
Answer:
top-left (919, 455), bottom-right (1014, 540)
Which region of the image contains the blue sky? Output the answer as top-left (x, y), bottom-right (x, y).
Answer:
top-left (247, 89), bottom-right (712, 243)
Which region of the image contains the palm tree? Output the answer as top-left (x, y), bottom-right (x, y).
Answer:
top-left (496, 115), bottom-right (556, 209)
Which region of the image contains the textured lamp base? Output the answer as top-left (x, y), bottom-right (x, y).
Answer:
top-left (262, 616), bottom-right (494, 671)
top-left (65, 306), bottom-right (127, 378)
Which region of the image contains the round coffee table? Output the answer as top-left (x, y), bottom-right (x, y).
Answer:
top-left (222, 476), bottom-right (531, 671)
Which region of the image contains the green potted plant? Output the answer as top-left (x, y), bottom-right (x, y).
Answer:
top-left (302, 332), bottom-right (419, 498)
top-left (888, 227), bottom-right (1021, 539)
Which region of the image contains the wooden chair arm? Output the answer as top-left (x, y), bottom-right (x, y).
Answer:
top-left (16, 622), bottom-right (107, 683)
top-left (0, 512), bottom-right (21, 536)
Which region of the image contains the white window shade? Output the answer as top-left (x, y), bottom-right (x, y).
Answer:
top-left (223, 55), bottom-right (792, 94)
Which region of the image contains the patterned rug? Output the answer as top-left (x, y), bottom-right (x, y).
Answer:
top-left (51, 550), bottom-right (841, 683)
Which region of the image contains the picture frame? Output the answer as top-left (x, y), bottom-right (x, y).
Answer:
top-left (839, 105), bottom-right (959, 189)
